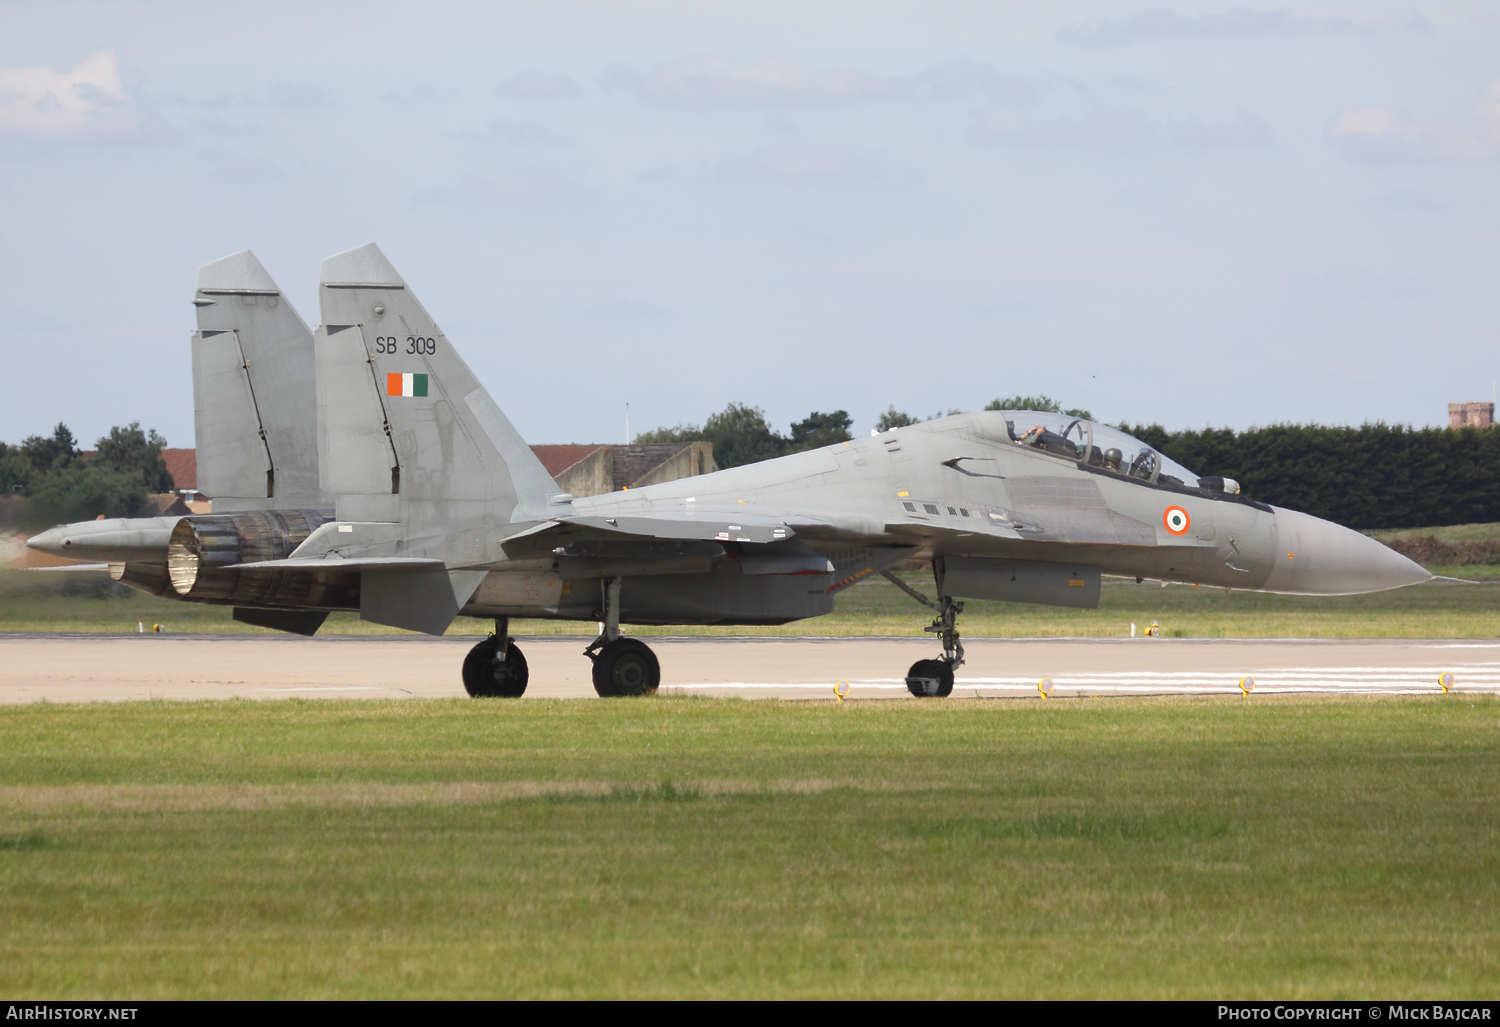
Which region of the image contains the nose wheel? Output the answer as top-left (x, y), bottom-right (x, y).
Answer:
top-left (462, 619), bottom-right (529, 697)
top-left (906, 658), bottom-right (954, 697)
top-left (882, 564), bottom-right (965, 699)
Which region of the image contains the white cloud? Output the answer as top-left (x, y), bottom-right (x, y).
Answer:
top-left (904, 60), bottom-right (1033, 103)
top-left (613, 58), bottom-right (899, 109)
top-left (717, 144), bottom-right (880, 185)
top-left (204, 149), bottom-right (285, 185)
top-left (972, 105), bottom-right (1272, 151)
top-left (498, 71), bottom-right (579, 99)
top-left (266, 82), bottom-right (330, 110)
top-left (1328, 77), bottom-right (1500, 163)
top-left (0, 51), bottom-right (161, 143)
top-left (488, 120), bottom-right (562, 145)
top-left (378, 83), bottom-right (441, 106)
top-left (1058, 9), bottom-right (1354, 47)
top-left (585, 299), bottom-right (669, 320)
top-left (1169, 111), bottom-right (1273, 149)
top-left (412, 172), bottom-right (581, 207)
top-left (971, 106), bottom-right (1155, 149)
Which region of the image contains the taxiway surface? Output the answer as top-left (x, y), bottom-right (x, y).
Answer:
top-left (1, 633), bottom-right (1496, 702)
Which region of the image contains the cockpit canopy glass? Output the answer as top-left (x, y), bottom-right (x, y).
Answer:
top-left (995, 410), bottom-right (1200, 488)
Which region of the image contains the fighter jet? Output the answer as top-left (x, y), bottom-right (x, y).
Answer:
top-left (26, 250), bottom-right (334, 633)
top-left (35, 243), bottom-right (1432, 697)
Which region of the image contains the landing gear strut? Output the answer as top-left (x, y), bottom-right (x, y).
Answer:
top-left (584, 577), bottom-right (661, 697)
top-left (462, 617), bottom-right (529, 697)
top-left (882, 563), bottom-right (964, 698)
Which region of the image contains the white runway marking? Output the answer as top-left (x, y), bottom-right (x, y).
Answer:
top-left (663, 664), bottom-right (1500, 697)
top-left (249, 686), bottom-right (398, 693)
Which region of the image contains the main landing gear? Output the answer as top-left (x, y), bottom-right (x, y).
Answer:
top-left (584, 577), bottom-right (661, 697)
top-left (881, 565), bottom-right (965, 698)
top-left (462, 617), bottom-right (530, 697)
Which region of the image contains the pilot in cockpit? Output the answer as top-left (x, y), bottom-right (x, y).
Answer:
top-left (1017, 424), bottom-right (1078, 458)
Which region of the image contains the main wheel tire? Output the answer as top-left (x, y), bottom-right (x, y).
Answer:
top-left (591, 638), bottom-right (661, 697)
top-left (905, 658), bottom-right (955, 698)
top-left (462, 637), bottom-right (529, 697)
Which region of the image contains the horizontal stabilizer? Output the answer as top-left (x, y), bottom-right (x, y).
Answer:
top-left (361, 567), bottom-right (489, 635)
top-left (22, 563), bottom-right (109, 572)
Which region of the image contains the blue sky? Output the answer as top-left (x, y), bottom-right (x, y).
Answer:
top-left (1, 1), bottom-right (1496, 448)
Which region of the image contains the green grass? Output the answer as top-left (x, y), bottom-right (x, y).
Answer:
top-left (3, 564), bottom-right (1495, 638)
top-left (1, 696), bottom-right (1496, 998)
top-left (1367, 521), bottom-right (1500, 543)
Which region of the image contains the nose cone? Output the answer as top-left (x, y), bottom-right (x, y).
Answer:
top-left (25, 525), bottom-right (68, 557)
top-left (1263, 507), bottom-right (1432, 595)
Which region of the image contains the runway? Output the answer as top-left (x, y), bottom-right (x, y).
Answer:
top-left (1, 633), bottom-right (1496, 703)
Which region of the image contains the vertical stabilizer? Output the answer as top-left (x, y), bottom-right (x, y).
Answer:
top-left (193, 251), bottom-right (332, 512)
top-left (314, 243), bottom-right (557, 534)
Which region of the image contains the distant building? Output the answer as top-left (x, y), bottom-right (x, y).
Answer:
top-left (162, 449), bottom-right (197, 491)
top-left (532, 442), bottom-right (718, 498)
top-left (134, 443), bottom-right (718, 509)
top-left (1448, 402), bottom-right (1494, 429)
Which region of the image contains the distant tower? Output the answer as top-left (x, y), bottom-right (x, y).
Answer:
top-left (1448, 401), bottom-right (1495, 429)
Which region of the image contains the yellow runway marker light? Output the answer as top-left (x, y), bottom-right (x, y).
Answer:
top-left (834, 680), bottom-right (850, 703)
top-left (1240, 676), bottom-right (1255, 696)
top-left (1038, 678), bottom-right (1054, 699)
top-left (1439, 672), bottom-right (1454, 694)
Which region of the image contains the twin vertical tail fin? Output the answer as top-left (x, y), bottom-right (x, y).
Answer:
top-left (309, 243), bottom-right (559, 635)
top-left (314, 243), bottom-right (558, 531)
top-left (192, 251), bottom-right (331, 512)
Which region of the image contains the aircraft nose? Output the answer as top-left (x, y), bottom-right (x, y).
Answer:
top-left (1263, 507), bottom-right (1432, 595)
top-left (25, 526), bottom-right (68, 557)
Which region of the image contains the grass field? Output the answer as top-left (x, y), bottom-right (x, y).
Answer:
top-left (1368, 521), bottom-right (1500, 544)
top-left (2, 565), bottom-right (1497, 639)
top-left (1, 695), bottom-right (1496, 998)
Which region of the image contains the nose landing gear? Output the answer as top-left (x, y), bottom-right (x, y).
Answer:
top-left (882, 566), bottom-right (964, 698)
top-left (462, 617), bottom-right (529, 697)
top-left (584, 577), bottom-right (661, 697)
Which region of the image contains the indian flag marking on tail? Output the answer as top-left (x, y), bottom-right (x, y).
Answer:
top-left (386, 372), bottom-right (429, 397)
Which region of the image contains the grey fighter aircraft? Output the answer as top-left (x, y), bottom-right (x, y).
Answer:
top-left (26, 250), bottom-right (334, 633)
top-left (33, 243), bottom-right (1432, 697)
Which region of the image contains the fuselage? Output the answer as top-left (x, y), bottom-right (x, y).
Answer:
top-left (30, 411), bottom-right (1430, 627)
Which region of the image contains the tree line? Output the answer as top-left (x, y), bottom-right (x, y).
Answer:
top-left (8, 402), bottom-right (1494, 532)
top-left (637, 395), bottom-right (1090, 467)
top-left (0, 423), bottom-right (174, 527)
top-left (1120, 422), bottom-right (1500, 531)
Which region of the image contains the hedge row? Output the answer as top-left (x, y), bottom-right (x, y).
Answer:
top-left (1116, 423), bottom-right (1500, 531)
